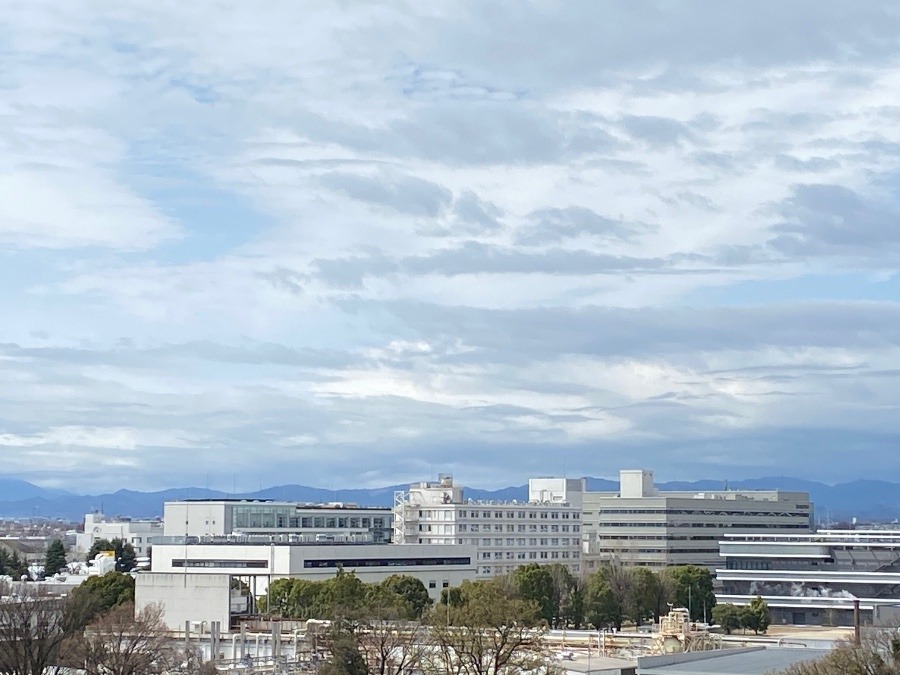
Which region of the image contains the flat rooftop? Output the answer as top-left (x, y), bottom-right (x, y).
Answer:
top-left (637, 647), bottom-right (829, 675)
top-left (175, 499), bottom-right (390, 510)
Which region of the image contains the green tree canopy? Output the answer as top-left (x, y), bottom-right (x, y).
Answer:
top-left (65, 572), bottom-right (136, 631)
top-left (584, 576), bottom-right (622, 630)
top-left (44, 540), bottom-right (67, 577)
top-left (740, 596), bottom-right (770, 634)
top-left (629, 567), bottom-right (662, 625)
top-left (668, 565), bottom-right (716, 622)
top-left (379, 574), bottom-right (432, 618)
top-left (511, 563), bottom-right (555, 625)
top-left (711, 603), bottom-right (742, 634)
top-left (545, 563), bottom-right (583, 628)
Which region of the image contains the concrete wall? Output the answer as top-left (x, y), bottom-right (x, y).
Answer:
top-left (163, 502), bottom-right (228, 537)
top-left (135, 572), bottom-right (231, 631)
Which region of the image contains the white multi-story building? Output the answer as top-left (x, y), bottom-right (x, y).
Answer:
top-left (75, 512), bottom-right (163, 558)
top-left (393, 475), bottom-right (583, 577)
top-left (582, 469), bottom-right (813, 569)
top-left (163, 499), bottom-right (392, 543)
top-left (140, 540), bottom-right (477, 629)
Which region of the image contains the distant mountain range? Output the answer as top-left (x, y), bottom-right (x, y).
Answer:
top-left (0, 476), bottom-right (897, 523)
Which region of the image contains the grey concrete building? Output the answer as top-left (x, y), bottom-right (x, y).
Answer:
top-left (582, 470), bottom-right (813, 570)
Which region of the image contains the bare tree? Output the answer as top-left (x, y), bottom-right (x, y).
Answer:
top-left (423, 579), bottom-right (552, 675)
top-left (66, 602), bottom-right (177, 675)
top-left (358, 618), bottom-right (428, 675)
top-left (778, 630), bottom-right (900, 674)
top-left (0, 581), bottom-right (69, 675)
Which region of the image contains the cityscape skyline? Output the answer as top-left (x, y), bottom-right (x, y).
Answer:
top-left (3, 2), bottom-right (900, 492)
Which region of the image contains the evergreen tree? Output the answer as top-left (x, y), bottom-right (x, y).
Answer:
top-left (379, 574), bottom-right (432, 618)
top-left (511, 563), bottom-right (556, 625)
top-left (741, 596), bottom-right (770, 634)
top-left (65, 571), bottom-right (136, 630)
top-left (711, 603), bottom-right (742, 634)
top-left (0, 550), bottom-right (29, 579)
top-left (44, 540), bottom-right (67, 576)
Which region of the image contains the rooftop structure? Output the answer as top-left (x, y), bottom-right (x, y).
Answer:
top-left (392, 475), bottom-right (583, 577)
top-left (717, 529), bottom-right (900, 626)
top-left (582, 470), bottom-right (813, 569)
top-left (162, 499), bottom-right (392, 543)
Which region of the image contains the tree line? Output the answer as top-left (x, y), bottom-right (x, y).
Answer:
top-left (256, 562), bottom-right (729, 675)
top-left (508, 561), bottom-right (717, 630)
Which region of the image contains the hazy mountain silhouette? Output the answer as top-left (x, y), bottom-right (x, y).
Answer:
top-left (0, 476), bottom-right (896, 522)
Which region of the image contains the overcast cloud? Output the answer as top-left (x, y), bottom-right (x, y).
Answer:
top-left (2, 1), bottom-right (900, 493)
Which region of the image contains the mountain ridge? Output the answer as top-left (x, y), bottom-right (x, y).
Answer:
top-left (0, 475), bottom-right (895, 522)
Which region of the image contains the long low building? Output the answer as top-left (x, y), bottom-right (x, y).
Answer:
top-left (144, 538), bottom-right (477, 628)
top-left (717, 530), bottom-right (900, 626)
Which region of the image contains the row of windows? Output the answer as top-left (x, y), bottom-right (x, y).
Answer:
top-left (587, 508), bottom-right (808, 516)
top-left (451, 510), bottom-right (579, 520)
top-left (481, 550), bottom-right (573, 560)
top-left (417, 537), bottom-right (579, 548)
top-left (234, 507), bottom-right (387, 530)
top-left (303, 557), bottom-right (471, 569)
top-left (479, 564), bottom-right (581, 575)
top-left (598, 535), bottom-right (719, 541)
top-left (597, 522), bottom-right (810, 529)
top-left (455, 524), bottom-right (578, 533)
top-left (592, 548), bottom-right (718, 555)
top-left (173, 559), bottom-right (268, 569)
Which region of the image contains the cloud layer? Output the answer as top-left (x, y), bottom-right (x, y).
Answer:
top-left (2, 1), bottom-right (900, 492)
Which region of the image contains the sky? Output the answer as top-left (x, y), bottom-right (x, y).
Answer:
top-left (2, 1), bottom-right (900, 494)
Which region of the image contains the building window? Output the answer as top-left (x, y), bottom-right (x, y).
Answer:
top-left (429, 580), bottom-right (436, 589)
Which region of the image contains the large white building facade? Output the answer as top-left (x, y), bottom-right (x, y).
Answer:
top-left (140, 540), bottom-right (477, 629)
top-left (717, 530), bottom-right (900, 626)
top-left (582, 470), bottom-right (813, 569)
top-left (163, 499), bottom-right (392, 543)
top-left (392, 475), bottom-right (583, 577)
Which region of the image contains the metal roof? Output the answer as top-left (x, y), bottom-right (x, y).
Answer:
top-left (637, 647), bottom-right (829, 675)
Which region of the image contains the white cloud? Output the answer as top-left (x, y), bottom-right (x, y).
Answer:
top-left (2, 1), bottom-right (900, 492)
